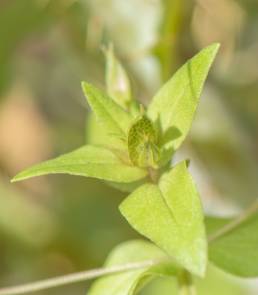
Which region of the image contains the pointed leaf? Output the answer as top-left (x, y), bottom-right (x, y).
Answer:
top-left (105, 45), bottom-right (131, 109)
top-left (12, 145), bottom-right (147, 183)
top-left (159, 161), bottom-right (207, 275)
top-left (120, 161), bottom-right (207, 277)
top-left (86, 113), bottom-right (127, 151)
top-left (82, 82), bottom-right (132, 139)
top-left (206, 213), bottom-right (258, 277)
top-left (147, 43), bottom-right (219, 153)
top-left (88, 240), bottom-right (177, 295)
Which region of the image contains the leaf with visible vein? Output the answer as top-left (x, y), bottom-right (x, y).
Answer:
top-left (12, 145), bottom-right (147, 183)
top-left (147, 43), bottom-right (219, 154)
top-left (120, 161), bottom-right (207, 277)
top-left (82, 82), bottom-right (132, 139)
top-left (88, 240), bottom-right (177, 295)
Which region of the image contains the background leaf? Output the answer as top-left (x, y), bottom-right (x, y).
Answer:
top-left (147, 43), bottom-right (219, 154)
top-left (0, 0), bottom-right (50, 95)
top-left (88, 240), bottom-right (177, 295)
top-left (105, 45), bottom-right (132, 110)
top-left (0, 180), bottom-right (56, 247)
top-left (206, 212), bottom-right (258, 277)
top-left (120, 161), bottom-right (207, 277)
top-left (12, 145), bottom-right (147, 183)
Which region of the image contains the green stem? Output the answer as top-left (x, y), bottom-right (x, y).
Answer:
top-left (177, 270), bottom-right (196, 295)
top-left (208, 200), bottom-right (258, 243)
top-left (1, 200), bottom-right (258, 295)
top-left (0, 260), bottom-right (157, 295)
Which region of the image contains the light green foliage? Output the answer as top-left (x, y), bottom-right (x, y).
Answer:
top-left (12, 44), bottom-right (232, 293)
top-left (143, 264), bottom-right (246, 295)
top-left (107, 178), bottom-right (147, 193)
top-left (206, 214), bottom-right (258, 277)
top-left (128, 115), bottom-right (159, 168)
top-left (85, 50), bottom-right (137, 151)
top-left (82, 82), bottom-right (132, 141)
top-left (86, 112), bottom-right (128, 153)
top-left (159, 162), bottom-right (207, 275)
top-left (120, 161), bottom-right (206, 277)
top-left (105, 44), bottom-right (132, 110)
top-left (88, 240), bottom-right (177, 295)
top-left (12, 145), bottom-right (147, 183)
top-left (147, 43), bottom-right (220, 154)
top-left (86, 113), bottom-right (117, 148)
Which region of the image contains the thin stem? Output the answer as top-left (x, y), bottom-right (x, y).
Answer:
top-left (0, 260), bottom-right (157, 295)
top-left (177, 270), bottom-right (196, 295)
top-left (1, 200), bottom-right (258, 295)
top-left (208, 200), bottom-right (258, 243)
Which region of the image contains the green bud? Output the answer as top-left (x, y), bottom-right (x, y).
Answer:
top-left (128, 115), bottom-right (160, 168)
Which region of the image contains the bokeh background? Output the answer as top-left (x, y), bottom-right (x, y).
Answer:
top-left (0, 0), bottom-right (258, 294)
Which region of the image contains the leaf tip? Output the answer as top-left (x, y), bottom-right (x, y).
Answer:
top-left (10, 174), bottom-right (23, 183)
top-left (10, 177), bottom-right (17, 183)
top-left (206, 42), bottom-right (221, 56)
top-left (81, 81), bottom-right (95, 104)
top-left (211, 42), bottom-right (220, 48)
top-left (81, 80), bottom-right (88, 93)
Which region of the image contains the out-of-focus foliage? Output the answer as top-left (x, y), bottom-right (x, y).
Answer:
top-left (207, 214), bottom-right (258, 277)
top-left (1, 0), bottom-right (258, 294)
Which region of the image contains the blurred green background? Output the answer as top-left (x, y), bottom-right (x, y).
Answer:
top-left (0, 0), bottom-right (258, 294)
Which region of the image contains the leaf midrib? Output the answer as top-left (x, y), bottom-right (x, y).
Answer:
top-left (93, 90), bottom-right (128, 137)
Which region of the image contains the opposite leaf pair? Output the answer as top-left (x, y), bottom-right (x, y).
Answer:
top-left (12, 43), bottom-right (219, 184)
top-left (12, 44), bottom-right (220, 280)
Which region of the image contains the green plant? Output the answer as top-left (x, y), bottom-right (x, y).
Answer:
top-left (2, 43), bottom-right (258, 295)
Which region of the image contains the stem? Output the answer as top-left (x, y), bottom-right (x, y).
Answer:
top-left (177, 270), bottom-right (196, 295)
top-left (0, 260), bottom-right (157, 295)
top-left (1, 200), bottom-right (258, 295)
top-left (148, 167), bottom-right (159, 183)
top-left (208, 200), bottom-right (258, 243)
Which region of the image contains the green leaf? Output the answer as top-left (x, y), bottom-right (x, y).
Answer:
top-left (82, 82), bottom-right (132, 139)
top-left (106, 178), bottom-right (147, 193)
top-left (147, 43), bottom-right (219, 154)
top-left (12, 145), bottom-right (147, 183)
top-left (85, 115), bottom-right (146, 191)
top-left (105, 44), bottom-right (131, 109)
top-left (120, 161), bottom-right (207, 277)
top-left (128, 115), bottom-right (159, 168)
top-left (206, 213), bottom-right (258, 277)
top-left (88, 240), bottom-right (177, 295)
top-left (86, 113), bottom-right (127, 151)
